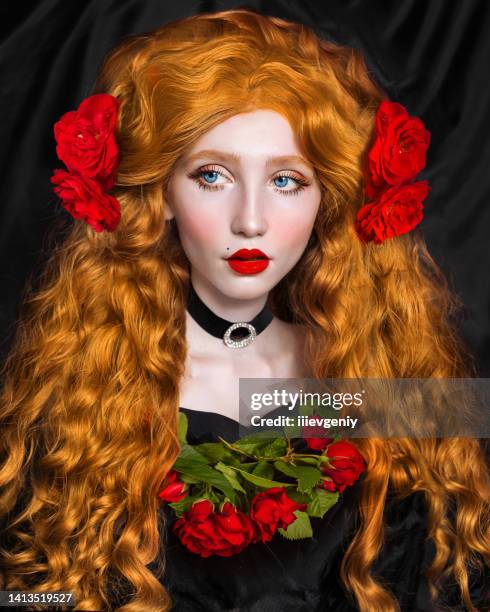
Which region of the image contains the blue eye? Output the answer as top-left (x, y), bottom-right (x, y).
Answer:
top-left (189, 166), bottom-right (310, 196)
top-left (202, 171), bottom-right (219, 184)
top-left (274, 176), bottom-right (290, 188)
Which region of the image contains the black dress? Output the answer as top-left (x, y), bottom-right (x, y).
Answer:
top-left (117, 407), bottom-right (487, 612)
top-left (4, 408), bottom-right (488, 611)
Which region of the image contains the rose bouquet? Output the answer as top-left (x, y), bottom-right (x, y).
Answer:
top-left (157, 412), bottom-right (366, 557)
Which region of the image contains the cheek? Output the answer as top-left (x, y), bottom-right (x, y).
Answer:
top-left (273, 195), bottom-right (320, 249)
top-left (168, 177), bottom-right (219, 244)
top-left (275, 218), bottom-right (314, 249)
top-left (176, 206), bottom-right (224, 253)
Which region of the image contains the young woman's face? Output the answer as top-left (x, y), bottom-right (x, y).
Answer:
top-left (166, 109), bottom-right (322, 301)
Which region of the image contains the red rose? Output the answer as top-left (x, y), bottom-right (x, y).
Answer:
top-left (173, 500), bottom-right (258, 557)
top-left (54, 93), bottom-right (120, 189)
top-left (305, 438), bottom-right (333, 451)
top-left (319, 478), bottom-right (337, 492)
top-left (321, 440), bottom-right (366, 492)
top-left (355, 181), bottom-right (430, 244)
top-left (185, 499), bottom-right (213, 522)
top-left (50, 169), bottom-right (121, 233)
top-left (250, 487), bottom-right (307, 543)
top-left (303, 416), bottom-right (333, 451)
top-left (158, 469), bottom-right (187, 503)
top-left (366, 100), bottom-right (430, 199)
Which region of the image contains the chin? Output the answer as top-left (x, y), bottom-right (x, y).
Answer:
top-left (212, 276), bottom-right (274, 300)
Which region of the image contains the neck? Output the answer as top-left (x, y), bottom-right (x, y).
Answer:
top-left (189, 273), bottom-right (268, 322)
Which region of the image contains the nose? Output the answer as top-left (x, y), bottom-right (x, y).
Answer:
top-left (230, 185), bottom-right (268, 238)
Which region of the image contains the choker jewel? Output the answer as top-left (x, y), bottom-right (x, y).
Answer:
top-left (186, 283), bottom-right (274, 349)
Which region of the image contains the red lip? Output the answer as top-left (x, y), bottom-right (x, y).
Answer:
top-left (227, 248), bottom-right (270, 260)
top-left (226, 248), bottom-right (270, 275)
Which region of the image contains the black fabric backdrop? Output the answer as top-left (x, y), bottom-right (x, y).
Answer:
top-left (0, 0), bottom-right (489, 375)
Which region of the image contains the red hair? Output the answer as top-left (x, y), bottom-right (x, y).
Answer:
top-left (1, 9), bottom-right (488, 611)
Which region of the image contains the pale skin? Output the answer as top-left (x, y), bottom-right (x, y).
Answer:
top-left (165, 110), bottom-right (322, 421)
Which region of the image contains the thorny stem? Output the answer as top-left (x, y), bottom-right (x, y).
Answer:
top-left (218, 436), bottom-right (328, 463)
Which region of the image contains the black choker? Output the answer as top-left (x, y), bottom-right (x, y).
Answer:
top-left (186, 283), bottom-right (274, 348)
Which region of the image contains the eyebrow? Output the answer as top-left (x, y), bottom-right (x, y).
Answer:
top-left (184, 149), bottom-right (312, 169)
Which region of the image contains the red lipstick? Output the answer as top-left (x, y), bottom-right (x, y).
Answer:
top-left (226, 248), bottom-right (270, 275)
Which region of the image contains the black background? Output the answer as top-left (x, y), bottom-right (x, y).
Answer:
top-left (1, 0), bottom-right (489, 375)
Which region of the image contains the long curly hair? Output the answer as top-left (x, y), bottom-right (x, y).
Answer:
top-left (1, 9), bottom-right (488, 611)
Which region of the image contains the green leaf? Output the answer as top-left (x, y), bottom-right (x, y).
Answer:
top-left (179, 473), bottom-right (201, 484)
top-left (296, 457), bottom-right (321, 466)
top-left (296, 468), bottom-right (323, 493)
top-left (252, 461), bottom-right (275, 480)
top-left (174, 444), bottom-right (235, 502)
top-left (215, 462), bottom-right (247, 493)
top-left (230, 466), bottom-right (293, 489)
top-left (284, 489), bottom-right (311, 505)
top-left (273, 461), bottom-right (323, 493)
top-left (307, 488), bottom-right (339, 518)
top-left (298, 403), bottom-right (315, 417)
top-left (178, 411), bottom-right (188, 444)
top-left (283, 421), bottom-right (302, 438)
top-left (232, 436), bottom-right (288, 458)
top-left (271, 461), bottom-right (297, 478)
top-left (174, 444), bottom-right (210, 469)
top-left (235, 430), bottom-right (282, 442)
top-left (205, 488), bottom-right (222, 506)
top-left (235, 462), bottom-right (257, 472)
top-left (168, 491), bottom-right (225, 518)
top-left (278, 510), bottom-right (313, 540)
top-left (193, 467), bottom-right (236, 502)
top-left (194, 442), bottom-right (233, 464)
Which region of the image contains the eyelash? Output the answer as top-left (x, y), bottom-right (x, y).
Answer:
top-left (188, 166), bottom-right (310, 196)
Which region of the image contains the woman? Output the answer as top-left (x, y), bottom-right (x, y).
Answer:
top-left (0, 8), bottom-right (488, 612)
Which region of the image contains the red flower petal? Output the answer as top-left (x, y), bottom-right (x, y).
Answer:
top-left (355, 181), bottom-right (430, 244)
top-left (53, 93), bottom-right (120, 188)
top-left (250, 487), bottom-right (306, 543)
top-left (51, 169), bottom-right (121, 232)
top-left (173, 500), bottom-right (257, 557)
top-left (365, 100), bottom-right (430, 200)
top-left (320, 440), bottom-right (366, 491)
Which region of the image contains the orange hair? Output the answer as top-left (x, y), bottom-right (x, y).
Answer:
top-left (1, 9), bottom-right (488, 611)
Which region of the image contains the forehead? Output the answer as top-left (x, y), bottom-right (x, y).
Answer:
top-left (182, 109), bottom-right (308, 165)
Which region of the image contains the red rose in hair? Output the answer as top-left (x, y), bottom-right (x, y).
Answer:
top-left (173, 500), bottom-right (258, 557)
top-left (355, 181), bottom-right (430, 245)
top-left (50, 169), bottom-right (121, 233)
top-left (320, 440), bottom-right (366, 492)
top-left (158, 469), bottom-right (187, 503)
top-left (365, 100), bottom-right (430, 199)
top-left (53, 93), bottom-right (120, 189)
top-left (250, 487), bottom-right (307, 543)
